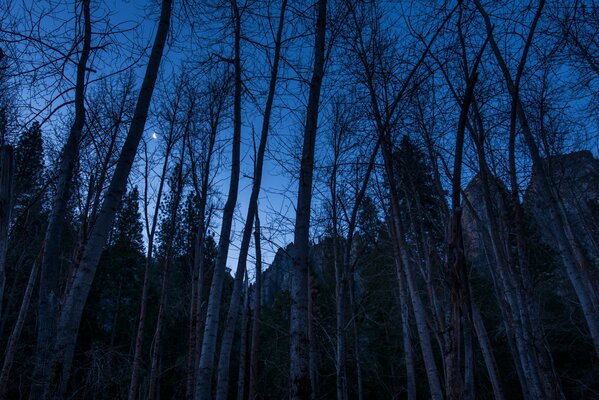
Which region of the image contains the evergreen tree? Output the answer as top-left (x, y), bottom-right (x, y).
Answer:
top-left (13, 122), bottom-right (45, 217)
top-left (83, 186), bottom-right (145, 347)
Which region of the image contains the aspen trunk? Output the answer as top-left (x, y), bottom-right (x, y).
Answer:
top-left (475, 0), bottom-right (599, 359)
top-left (186, 96), bottom-right (218, 400)
top-left (330, 132), bottom-right (347, 400)
top-left (46, 1), bottom-right (173, 396)
top-left (471, 303), bottom-right (505, 400)
top-left (30, 2), bottom-right (91, 397)
top-left (289, 1), bottom-right (327, 398)
top-left (195, 0), bottom-right (242, 396)
top-left (384, 144), bottom-right (444, 400)
top-left (214, 2), bottom-right (286, 397)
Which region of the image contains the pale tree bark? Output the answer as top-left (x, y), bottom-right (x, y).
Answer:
top-left (289, 0), bottom-right (327, 398)
top-left (30, 1), bottom-right (92, 396)
top-left (195, 0), bottom-right (243, 396)
top-left (474, 0), bottom-right (599, 359)
top-left (248, 213), bottom-right (262, 400)
top-left (348, 3), bottom-right (451, 393)
top-left (462, 188), bottom-right (540, 399)
top-left (470, 100), bottom-right (562, 399)
top-left (44, 0), bottom-right (173, 397)
top-left (387, 215), bottom-right (443, 400)
top-left (186, 75), bottom-right (223, 400)
top-left (0, 145), bottom-right (12, 316)
top-left (471, 303), bottom-right (505, 400)
top-left (0, 251), bottom-right (39, 399)
top-left (214, 2), bottom-right (287, 398)
top-left (431, 25), bottom-right (559, 396)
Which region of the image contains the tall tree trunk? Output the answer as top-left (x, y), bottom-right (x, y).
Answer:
top-left (330, 129), bottom-right (347, 400)
top-left (0, 145), bottom-right (12, 317)
top-left (186, 94), bottom-right (219, 400)
top-left (471, 303), bottom-right (505, 400)
top-left (444, 53), bottom-right (480, 399)
top-left (474, 0), bottom-right (599, 359)
top-left (385, 160), bottom-right (444, 400)
top-left (45, 1), bottom-right (173, 396)
top-left (30, 2), bottom-right (91, 397)
top-left (248, 213), bottom-right (262, 400)
top-left (195, 0), bottom-right (243, 397)
top-left (0, 254), bottom-right (38, 399)
top-left (467, 100), bottom-right (562, 399)
top-left (289, 0), bottom-right (327, 398)
top-left (214, 2), bottom-right (287, 398)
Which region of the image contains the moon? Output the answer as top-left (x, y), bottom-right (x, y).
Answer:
top-left (151, 132), bottom-right (158, 140)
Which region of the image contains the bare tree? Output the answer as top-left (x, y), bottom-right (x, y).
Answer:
top-left (30, 1), bottom-right (92, 396)
top-left (474, 0), bottom-right (599, 360)
top-left (42, 0), bottom-right (174, 396)
top-left (214, 1), bottom-right (288, 398)
top-left (289, 0), bottom-right (327, 398)
top-left (195, 0), bottom-right (243, 396)
top-left (186, 69), bottom-right (228, 400)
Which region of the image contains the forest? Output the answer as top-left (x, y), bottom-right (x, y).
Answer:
top-left (0, 0), bottom-right (598, 399)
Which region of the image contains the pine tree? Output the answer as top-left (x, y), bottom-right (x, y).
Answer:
top-left (13, 122), bottom-right (45, 216)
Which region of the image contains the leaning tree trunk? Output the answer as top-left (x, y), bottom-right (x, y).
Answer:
top-left (474, 0), bottom-right (599, 359)
top-left (0, 145), bottom-right (12, 316)
top-left (289, 1), bottom-right (327, 398)
top-left (195, 1), bottom-right (242, 397)
top-left (471, 302), bottom-right (505, 400)
top-left (45, 1), bottom-right (173, 397)
top-left (383, 145), bottom-right (444, 400)
top-left (30, 2), bottom-right (91, 398)
top-left (444, 53), bottom-right (480, 399)
top-left (214, 2), bottom-right (286, 398)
